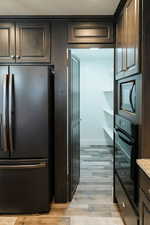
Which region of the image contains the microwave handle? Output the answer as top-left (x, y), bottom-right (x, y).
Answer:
top-left (129, 82), bottom-right (135, 112)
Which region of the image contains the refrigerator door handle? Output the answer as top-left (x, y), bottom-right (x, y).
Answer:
top-left (8, 74), bottom-right (14, 153)
top-left (2, 74), bottom-right (8, 152)
top-left (0, 162), bottom-right (47, 169)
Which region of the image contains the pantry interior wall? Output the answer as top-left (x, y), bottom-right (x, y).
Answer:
top-left (71, 49), bottom-right (114, 147)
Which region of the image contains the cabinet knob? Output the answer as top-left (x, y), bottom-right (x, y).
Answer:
top-left (11, 55), bottom-right (15, 59)
top-left (122, 202), bottom-right (126, 208)
top-left (16, 55), bottom-right (20, 59)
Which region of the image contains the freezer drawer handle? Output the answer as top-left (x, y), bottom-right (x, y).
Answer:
top-left (2, 74), bottom-right (9, 152)
top-left (0, 163), bottom-right (47, 169)
top-left (8, 74), bottom-right (14, 153)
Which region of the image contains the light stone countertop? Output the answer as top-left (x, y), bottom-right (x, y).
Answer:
top-left (137, 159), bottom-right (150, 178)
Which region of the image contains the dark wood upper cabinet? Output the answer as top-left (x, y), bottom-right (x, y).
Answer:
top-left (0, 22), bottom-right (50, 64)
top-left (115, 11), bottom-right (126, 78)
top-left (0, 23), bottom-right (15, 63)
top-left (115, 0), bottom-right (140, 79)
top-left (68, 22), bottom-right (114, 43)
top-left (16, 23), bottom-right (50, 63)
top-left (125, 0), bottom-right (139, 76)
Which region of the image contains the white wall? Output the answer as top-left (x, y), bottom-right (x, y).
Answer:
top-left (72, 49), bottom-right (114, 146)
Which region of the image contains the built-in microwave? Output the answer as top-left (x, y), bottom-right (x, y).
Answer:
top-left (117, 75), bottom-right (141, 122)
top-left (120, 80), bottom-right (136, 113)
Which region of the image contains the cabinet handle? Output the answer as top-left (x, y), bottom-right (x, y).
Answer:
top-left (122, 202), bottom-right (126, 208)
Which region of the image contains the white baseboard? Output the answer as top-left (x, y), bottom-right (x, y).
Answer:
top-left (80, 138), bottom-right (112, 146)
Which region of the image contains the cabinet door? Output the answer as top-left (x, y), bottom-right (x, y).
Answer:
top-left (68, 22), bottom-right (114, 43)
top-left (16, 23), bottom-right (50, 63)
top-left (125, 0), bottom-right (139, 76)
top-left (115, 11), bottom-right (126, 79)
top-left (115, 174), bottom-right (138, 225)
top-left (0, 23), bottom-right (15, 63)
top-left (140, 190), bottom-right (150, 225)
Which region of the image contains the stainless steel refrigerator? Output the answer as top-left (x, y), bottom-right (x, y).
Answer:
top-left (0, 65), bottom-right (54, 213)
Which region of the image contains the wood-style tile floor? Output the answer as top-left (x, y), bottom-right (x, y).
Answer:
top-left (0, 145), bottom-right (124, 225)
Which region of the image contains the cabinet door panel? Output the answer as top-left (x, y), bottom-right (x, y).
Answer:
top-left (115, 0), bottom-right (140, 80)
top-left (125, 0), bottom-right (139, 76)
top-left (140, 190), bottom-right (150, 225)
top-left (0, 23), bottom-right (15, 63)
top-left (16, 23), bottom-right (50, 63)
top-left (68, 22), bottom-right (114, 43)
top-left (143, 204), bottom-right (150, 225)
top-left (115, 12), bottom-right (126, 79)
top-left (115, 174), bottom-right (138, 225)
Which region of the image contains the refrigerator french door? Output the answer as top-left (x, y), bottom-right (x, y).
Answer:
top-left (0, 65), bottom-right (51, 213)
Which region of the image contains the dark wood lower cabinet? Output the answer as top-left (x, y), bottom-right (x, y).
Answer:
top-left (139, 189), bottom-right (150, 225)
top-left (115, 174), bottom-right (138, 225)
top-left (138, 169), bottom-right (150, 225)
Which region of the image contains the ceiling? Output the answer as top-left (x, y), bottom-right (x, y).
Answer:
top-left (0, 0), bottom-right (120, 15)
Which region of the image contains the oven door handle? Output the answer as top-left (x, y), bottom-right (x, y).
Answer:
top-left (114, 129), bottom-right (134, 145)
top-left (118, 132), bottom-right (134, 145)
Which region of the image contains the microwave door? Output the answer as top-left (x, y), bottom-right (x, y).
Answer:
top-left (120, 83), bottom-right (131, 112)
top-left (120, 81), bottom-right (136, 113)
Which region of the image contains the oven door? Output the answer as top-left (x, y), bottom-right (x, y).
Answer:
top-left (114, 129), bottom-right (137, 205)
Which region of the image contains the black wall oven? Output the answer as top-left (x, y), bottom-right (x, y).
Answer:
top-left (117, 75), bottom-right (141, 122)
top-left (114, 115), bottom-right (138, 209)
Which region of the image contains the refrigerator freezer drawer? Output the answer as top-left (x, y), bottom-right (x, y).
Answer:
top-left (0, 162), bottom-right (49, 213)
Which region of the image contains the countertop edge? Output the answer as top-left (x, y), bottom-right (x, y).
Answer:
top-left (137, 159), bottom-right (150, 179)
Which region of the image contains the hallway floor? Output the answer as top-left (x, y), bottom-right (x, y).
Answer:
top-left (0, 145), bottom-right (124, 225)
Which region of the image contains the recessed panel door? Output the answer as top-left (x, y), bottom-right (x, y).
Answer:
top-left (125, 0), bottom-right (139, 76)
top-left (0, 23), bottom-right (15, 63)
top-left (16, 23), bottom-right (50, 63)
